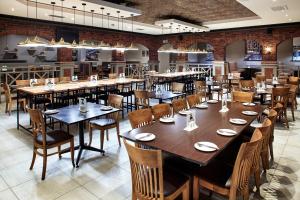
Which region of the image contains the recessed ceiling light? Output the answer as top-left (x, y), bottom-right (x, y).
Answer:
top-left (11, 8), bottom-right (15, 12)
top-left (285, 14), bottom-right (288, 17)
top-left (288, 18), bottom-right (292, 21)
top-left (71, 18), bottom-right (74, 21)
top-left (272, 0), bottom-right (277, 2)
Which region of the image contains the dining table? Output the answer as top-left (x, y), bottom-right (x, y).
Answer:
top-left (147, 91), bottom-right (185, 104)
top-left (120, 101), bottom-right (263, 166)
top-left (47, 102), bottom-right (120, 167)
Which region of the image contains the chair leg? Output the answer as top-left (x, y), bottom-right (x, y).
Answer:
top-left (182, 182), bottom-right (189, 200)
top-left (29, 148), bottom-right (37, 170)
top-left (8, 102), bottom-right (12, 115)
top-left (243, 189), bottom-right (249, 200)
top-left (269, 142), bottom-right (274, 161)
top-left (261, 151), bottom-right (270, 171)
top-left (193, 176), bottom-right (199, 200)
top-left (106, 129), bottom-right (109, 141)
top-left (284, 109), bottom-right (289, 128)
top-left (116, 124), bottom-right (121, 147)
top-left (291, 104), bottom-right (295, 121)
top-left (100, 129), bottom-right (105, 150)
top-left (58, 145), bottom-right (62, 159)
top-left (41, 149), bottom-right (47, 180)
top-left (5, 102), bottom-right (8, 113)
top-left (88, 125), bottom-right (93, 146)
top-left (70, 139), bottom-right (75, 167)
top-left (254, 170), bottom-right (261, 192)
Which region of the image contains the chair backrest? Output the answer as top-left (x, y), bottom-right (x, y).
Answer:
top-left (172, 82), bottom-right (185, 92)
top-left (271, 87), bottom-right (290, 108)
top-left (194, 80), bottom-right (207, 98)
top-left (151, 103), bottom-right (171, 120)
top-left (134, 90), bottom-right (149, 109)
top-left (109, 73), bottom-right (117, 79)
top-left (3, 83), bottom-right (12, 103)
top-left (231, 91), bottom-right (254, 103)
top-left (36, 78), bottom-right (45, 86)
top-left (27, 107), bottom-right (46, 146)
top-left (267, 109), bottom-right (277, 144)
top-left (107, 94), bottom-right (123, 120)
top-left (128, 108), bottom-right (153, 128)
top-left (256, 75), bottom-right (266, 83)
top-left (59, 76), bottom-right (71, 83)
top-left (239, 80), bottom-right (254, 89)
top-left (230, 129), bottom-right (262, 199)
top-left (16, 80), bottom-right (30, 87)
top-left (171, 98), bottom-right (187, 113)
top-left (186, 94), bottom-right (201, 108)
top-left (124, 139), bottom-right (164, 200)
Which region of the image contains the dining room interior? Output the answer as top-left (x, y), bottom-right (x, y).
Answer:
top-left (0, 0), bottom-right (300, 200)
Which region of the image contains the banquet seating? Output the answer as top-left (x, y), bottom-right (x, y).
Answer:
top-left (151, 103), bottom-right (172, 121)
top-left (193, 129), bottom-right (263, 200)
top-left (128, 108), bottom-right (153, 128)
top-left (171, 98), bottom-right (188, 113)
top-left (231, 91), bottom-right (254, 103)
top-left (88, 94), bottom-right (123, 149)
top-left (124, 139), bottom-right (190, 200)
top-left (27, 107), bottom-right (75, 180)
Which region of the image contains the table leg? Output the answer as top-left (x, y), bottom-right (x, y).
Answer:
top-left (17, 90), bottom-right (19, 130)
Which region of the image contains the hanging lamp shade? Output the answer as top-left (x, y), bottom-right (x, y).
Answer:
top-left (17, 37), bottom-right (31, 47)
top-left (49, 38), bottom-right (71, 48)
top-left (67, 40), bottom-right (78, 49)
top-left (18, 36), bottom-right (47, 47)
top-left (126, 43), bottom-right (139, 51)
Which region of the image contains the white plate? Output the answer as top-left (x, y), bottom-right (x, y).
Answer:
top-left (229, 118), bottom-right (247, 125)
top-left (263, 109), bottom-right (270, 115)
top-left (241, 87), bottom-right (251, 91)
top-left (242, 111), bottom-right (258, 116)
top-left (242, 102), bottom-right (256, 107)
top-left (250, 122), bottom-right (263, 128)
top-left (101, 106), bottom-right (113, 111)
top-left (44, 109), bottom-right (59, 115)
top-left (178, 110), bottom-right (192, 115)
top-left (194, 142), bottom-right (219, 152)
top-left (135, 133), bottom-right (156, 141)
top-left (196, 104), bottom-right (208, 109)
top-left (217, 129), bottom-right (237, 136)
top-left (173, 91), bottom-right (182, 94)
top-left (159, 117), bottom-right (175, 123)
top-left (207, 100), bottom-right (218, 104)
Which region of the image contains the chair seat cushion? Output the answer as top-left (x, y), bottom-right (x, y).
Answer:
top-left (36, 130), bottom-right (73, 145)
top-left (90, 118), bottom-right (116, 127)
top-left (163, 167), bottom-right (189, 196)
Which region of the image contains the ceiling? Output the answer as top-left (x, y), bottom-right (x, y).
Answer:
top-left (0, 0), bottom-right (300, 35)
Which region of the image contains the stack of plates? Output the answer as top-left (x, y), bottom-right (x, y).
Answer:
top-left (229, 118), bottom-right (247, 125)
top-left (194, 142), bottom-right (219, 152)
top-left (242, 110), bottom-right (258, 116)
top-left (135, 133), bottom-right (156, 141)
top-left (217, 129), bottom-right (237, 136)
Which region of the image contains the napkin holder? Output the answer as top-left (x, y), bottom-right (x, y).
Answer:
top-left (30, 79), bottom-right (37, 87)
top-left (79, 98), bottom-right (88, 113)
top-left (184, 111), bottom-right (198, 131)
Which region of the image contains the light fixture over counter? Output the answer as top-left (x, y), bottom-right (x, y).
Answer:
top-left (155, 19), bottom-right (209, 33)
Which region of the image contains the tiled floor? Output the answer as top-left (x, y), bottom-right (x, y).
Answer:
top-left (0, 99), bottom-right (300, 200)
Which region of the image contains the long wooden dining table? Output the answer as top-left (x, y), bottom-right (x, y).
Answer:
top-left (120, 101), bottom-right (263, 166)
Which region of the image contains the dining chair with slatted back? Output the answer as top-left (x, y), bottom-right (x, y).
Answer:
top-left (171, 98), bottom-right (187, 113)
top-left (193, 129), bottom-right (263, 200)
top-left (89, 94), bottom-right (123, 149)
top-left (151, 103), bottom-right (172, 121)
top-left (172, 82), bottom-right (185, 93)
top-left (134, 90), bottom-right (150, 109)
top-left (3, 83), bottom-right (26, 115)
top-left (288, 84), bottom-right (298, 121)
top-left (27, 107), bottom-right (75, 180)
top-left (16, 79), bottom-right (30, 87)
top-left (124, 139), bottom-right (190, 200)
top-left (194, 80), bottom-right (207, 101)
top-left (186, 94), bottom-right (201, 108)
top-left (59, 76), bottom-right (71, 83)
top-left (256, 74), bottom-right (266, 83)
top-left (239, 80), bottom-right (255, 90)
top-left (271, 87), bottom-right (290, 128)
top-left (36, 78), bottom-right (46, 86)
top-left (109, 73), bottom-right (117, 79)
top-left (231, 91), bottom-right (254, 103)
top-left (128, 108), bottom-right (153, 129)
top-left (267, 109), bottom-right (278, 161)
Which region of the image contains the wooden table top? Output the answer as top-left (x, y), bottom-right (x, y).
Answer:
top-left (148, 91), bottom-right (185, 100)
top-left (47, 103), bottom-right (120, 125)
top-left (150, 71), bottom-right (202, 78)
top-left (17, 78), bottom-right (144, 95)
top-left (120, 101), bottom-right (263, 166)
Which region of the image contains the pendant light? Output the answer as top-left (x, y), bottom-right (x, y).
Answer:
top-left (157, 24), bottom-right (176, 53)
top-left (111, 12), bottom-right (125, 51)
top-left (68, 6), bottom-right (78, 48)
top-left (126, 13), bottom-right (138, 51)
top-left (100, 7), bottom-right (104, 28)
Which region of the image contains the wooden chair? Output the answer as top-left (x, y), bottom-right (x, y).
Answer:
top-left (151, 103), bottom-right (172, 121)
top-left (194, 80), bottom-right (207, 101)
top-left (193, 129), bottom-right (262, 200)
top-left (171, 98), bottom-right (187, 113)
top-left (267, 109), bottom-right (278, 161)
top-left (239, 80), bottom-right (254, 90)
top-left (109, 73), bottom-right (117, 79)
top-left (27, 108), bottom-right (75, 180)
top-left (134, 90), bottom-right (150, 109)
top-left (124, 139), bottom-right (190, 200)
top-left (231, 91), bottom-right (254, 103)
top-left (3, 83), bottom-right (26, 115)
top-left (88, 94), bottom-right (123, 149)
top-left (186, 94), bottom-right (202, 108)
top-left (271, 87), bottom-right (290, 128)
top-left (16, 79), bottom-right (30, 87)
top-left (59, 76), bottom-right (71, 83)
top-left (171, 82), bottom-right (185, 92)
top-left (256, 74), bottom-right (266, 83)
top-left (128, 108), bottom-right (153, 129)
top-left (288, 84), bottom-right (298, 121)
top-left (211, 75), bottom-right (226, 100)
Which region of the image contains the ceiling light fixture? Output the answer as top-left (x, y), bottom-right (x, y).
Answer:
top-left (126, 13), bottom-right (139, 51)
